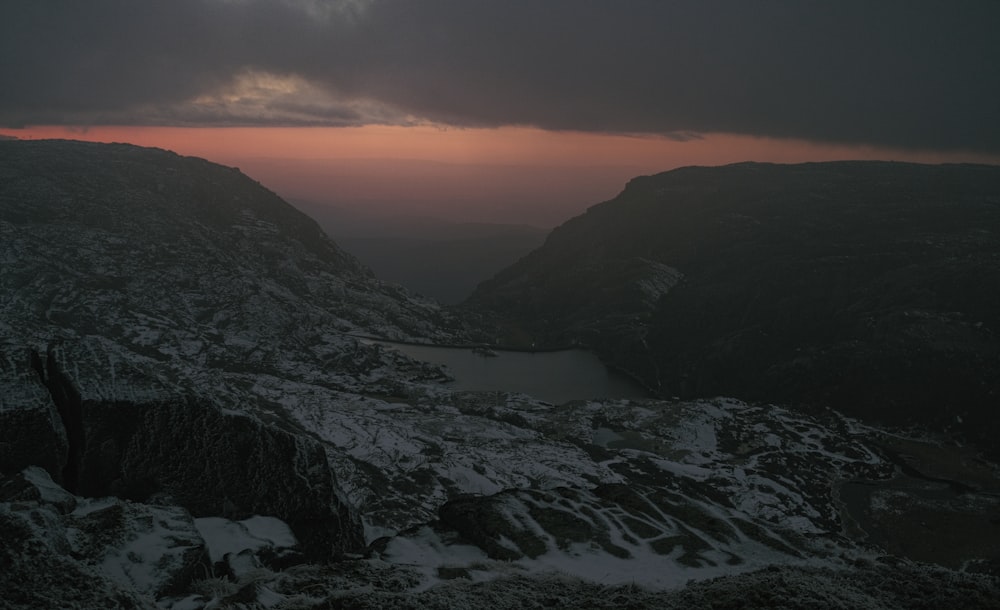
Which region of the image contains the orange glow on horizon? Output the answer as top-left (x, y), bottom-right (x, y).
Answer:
top-left (5, 125), bottom-right (999, 225)
top-left (8, 125), bottom-right (999, 168)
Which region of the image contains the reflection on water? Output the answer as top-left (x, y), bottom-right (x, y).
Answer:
top-left (375, 341), bottom-right (649, 404)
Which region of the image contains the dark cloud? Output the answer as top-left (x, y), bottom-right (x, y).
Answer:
top-left (2, 0), bottom-right (999, 152)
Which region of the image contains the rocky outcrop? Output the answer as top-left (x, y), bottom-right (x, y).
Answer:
top-left (0, 467), bottom-right (205, 606)
top-left (70, 495), bottom-right (207, 598)
top-left (0, 139), bottom-right (463, 563)
top-left (375, 398), bottom-right (902, 582)
top-left (0, 348), bottom-right (68, 483)
top-left (6, 459), bottom-right (997, 610)
top-left (86, 396), bottom-right (364, 559)
top-left (0, 465), bottom-right (77, 513)
top-left (29, 348), bottom-right (86, 492)
top-left (1, 346), bottom-right (365, 561)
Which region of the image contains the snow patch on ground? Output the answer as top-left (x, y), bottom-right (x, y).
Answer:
top-left (195, 515), bottom-right (298, 563)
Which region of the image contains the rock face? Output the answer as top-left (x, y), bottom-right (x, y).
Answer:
top-left (0, 139), bottom-right (463, 561)
top-left (0, 467), bottom-right (205, 607)
top-left (469, 161), bottom-right (1000, 456)
top-left (69, 379), bottom-right (363, 560)
top-left (0, 353), bottom-right (67, 482)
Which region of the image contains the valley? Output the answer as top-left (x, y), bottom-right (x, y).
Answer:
top-left (1, 141), bottom-right (998, 608)
top-left (468, 162), bottom-right (1000, 460)
top-left (293, 200), bottom-right (549, 304)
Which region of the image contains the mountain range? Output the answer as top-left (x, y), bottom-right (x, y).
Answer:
top-left (1, 141), bottom-right (998, 608)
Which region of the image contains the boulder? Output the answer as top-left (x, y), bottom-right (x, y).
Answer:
top-left (0, 467), bottom-right (205, 607)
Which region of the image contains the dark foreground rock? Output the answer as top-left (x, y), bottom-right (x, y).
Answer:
top-left (167, 559), bottom-right (1000, 609)
top-left (4, 463), bottom-right (998, 610)
top-left (1, 344), bottom-right (364, 561)
top-left (0, 467), bottom-right (204, 608)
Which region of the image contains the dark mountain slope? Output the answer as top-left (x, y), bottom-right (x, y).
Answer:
top-left (0, 139), bottom-right (461, 559)
top-left (468, 162), bottom-right (1000, 454)
top-left (0, 140), bottom-right (460, 342)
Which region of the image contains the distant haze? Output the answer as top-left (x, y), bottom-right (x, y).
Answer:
top-left (7, 126), bottom-right (999, 227)
top-left (233, 158), bottom-right (638, 226)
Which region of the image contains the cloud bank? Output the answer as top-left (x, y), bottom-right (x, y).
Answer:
top-left (2, 0), bottom-right (999, 152)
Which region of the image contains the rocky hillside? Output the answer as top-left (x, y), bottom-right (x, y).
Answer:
top-left (2, 144), bottom-right (998, 607)
top-left (0, 139), bottom-right (462, 560)
top-left (468, 162), bottom-right (1000, 457)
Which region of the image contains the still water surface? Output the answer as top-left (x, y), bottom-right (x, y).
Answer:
top-left (375, 341), bottom-right (649, 404)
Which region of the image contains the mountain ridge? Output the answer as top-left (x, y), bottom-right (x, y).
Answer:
top-left (1, 138), bottom-right (465, 561)
top-left (468, 160), bottom-right (1000, 457)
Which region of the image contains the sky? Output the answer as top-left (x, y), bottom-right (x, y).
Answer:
top-left (3, 1), bottom-right (1000, 225)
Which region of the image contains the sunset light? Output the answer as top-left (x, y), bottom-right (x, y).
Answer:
top-left (8, 124), bottom-right (999, 225)
top-left (3, 4), bottom-right (1000, 604)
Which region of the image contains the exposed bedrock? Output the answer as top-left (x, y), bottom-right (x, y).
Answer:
top-left (79, 397), bottom-right (365, 560)
top-left (0, 349), bottom-right (69, 484)
top-left (0, 467), bottom-right (207, 605)
top-left (1, 349), bottom-right (365, 561)
top-left (435, 482), bottom-right (805, 569)
top-left (31, 349), bottom-right (86, 493)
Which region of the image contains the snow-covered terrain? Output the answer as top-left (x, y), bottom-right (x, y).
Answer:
top-left (2, 141), bottom-right (998, 608)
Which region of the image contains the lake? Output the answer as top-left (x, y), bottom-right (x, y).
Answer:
top-left (372, 341), bottom-right (649, 404)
